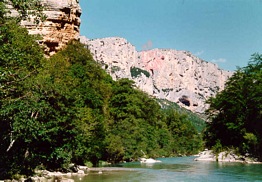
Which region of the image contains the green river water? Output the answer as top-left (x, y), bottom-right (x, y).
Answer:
top-left (72, 156), bottom-right (262, 182)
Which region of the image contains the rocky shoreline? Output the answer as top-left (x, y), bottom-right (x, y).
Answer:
top-left (3, 153), bottom-right (261, 182)
top-left (194, 150), bottom-right (262, 164)
top-left (2, 166), bottom-right (137, 182)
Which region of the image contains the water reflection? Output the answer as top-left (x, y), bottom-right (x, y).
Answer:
top-left (72, 157), bottom-right (262, 182)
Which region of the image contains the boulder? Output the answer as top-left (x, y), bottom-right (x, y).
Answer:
top-left (194, 150), bottom-right (216, 161)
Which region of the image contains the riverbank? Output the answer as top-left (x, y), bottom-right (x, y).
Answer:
top-left (194, 150), bottom-right (262, 164)
top-left (4, 153), bottom-right (262, 182)
top-left (3, 166), bottom-right (137, 182)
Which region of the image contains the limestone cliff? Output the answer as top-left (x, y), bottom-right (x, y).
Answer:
top-left (6, 0), bottom-right (81, 55)
top-left (81, 36), bottom-right (233, 113)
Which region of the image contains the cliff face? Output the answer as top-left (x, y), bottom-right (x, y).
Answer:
top-left (7, 0), bottom-right (81, 55)
top-left (82, 36), bottom-right (233, 113)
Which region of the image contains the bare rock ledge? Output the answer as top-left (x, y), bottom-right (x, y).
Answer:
top-left (6, 0), bottom-right (82, 56)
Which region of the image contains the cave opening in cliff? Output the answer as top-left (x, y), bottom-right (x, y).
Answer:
top-left (179, 95), bottom-right (191, 107)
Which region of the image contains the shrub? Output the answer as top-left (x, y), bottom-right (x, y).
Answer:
top-left (130, 67), bottom-right (150, 78)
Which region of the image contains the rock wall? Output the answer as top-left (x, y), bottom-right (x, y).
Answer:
top-left (82, 36), bottom-right (233, 113)
top-left (6, 0), bottom-right (81, 55)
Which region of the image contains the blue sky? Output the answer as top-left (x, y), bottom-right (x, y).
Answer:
top-left (79, 0), bottom-right (262, 71)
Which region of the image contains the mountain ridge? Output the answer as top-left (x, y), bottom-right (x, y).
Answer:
top-left (80, 36), bottom-right (233, 113)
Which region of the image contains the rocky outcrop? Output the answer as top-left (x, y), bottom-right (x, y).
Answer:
top-left (12, 166), bottom-right (135, 182)
top-left (6, 0), bottom-right (81, 55)
top-left (194, 150), bottom-right (261, 163)
top-left (82, 36), bottom-right (233, 113)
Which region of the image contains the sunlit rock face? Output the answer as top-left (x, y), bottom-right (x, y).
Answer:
top-left (81, 36), bottom-right (233, 113)
top-left (7, 0), bottom-right (82, 55)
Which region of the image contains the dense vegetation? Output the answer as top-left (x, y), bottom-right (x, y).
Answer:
top-left (157, 99), bottom-right (206, 133)
top-left (0, 17), bottom-right (203, 179)
top-left (204, 54), bottom-right (262, 160)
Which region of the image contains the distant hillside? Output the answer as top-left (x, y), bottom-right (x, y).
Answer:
top-left (157, 99), bottom-right (206, 133)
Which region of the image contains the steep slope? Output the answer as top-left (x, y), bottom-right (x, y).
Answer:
top-left (81, 36), bottom-right (233, 113)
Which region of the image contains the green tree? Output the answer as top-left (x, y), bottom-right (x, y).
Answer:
top-left (0, 30), bottom-right (112, 176)
top-left (106, 79), bottom-right (170, 162)
top-left (204, 54), bottom-right (262, 159)
top-left (0, 20), bottom-right (45, 178)
top-left (32, 41), bottom-right (113, 168)
top-left (163, 108), bottom-right (202, 155)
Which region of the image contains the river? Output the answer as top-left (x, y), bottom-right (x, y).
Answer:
top-left (72, 156), bottom-right (262, 182)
